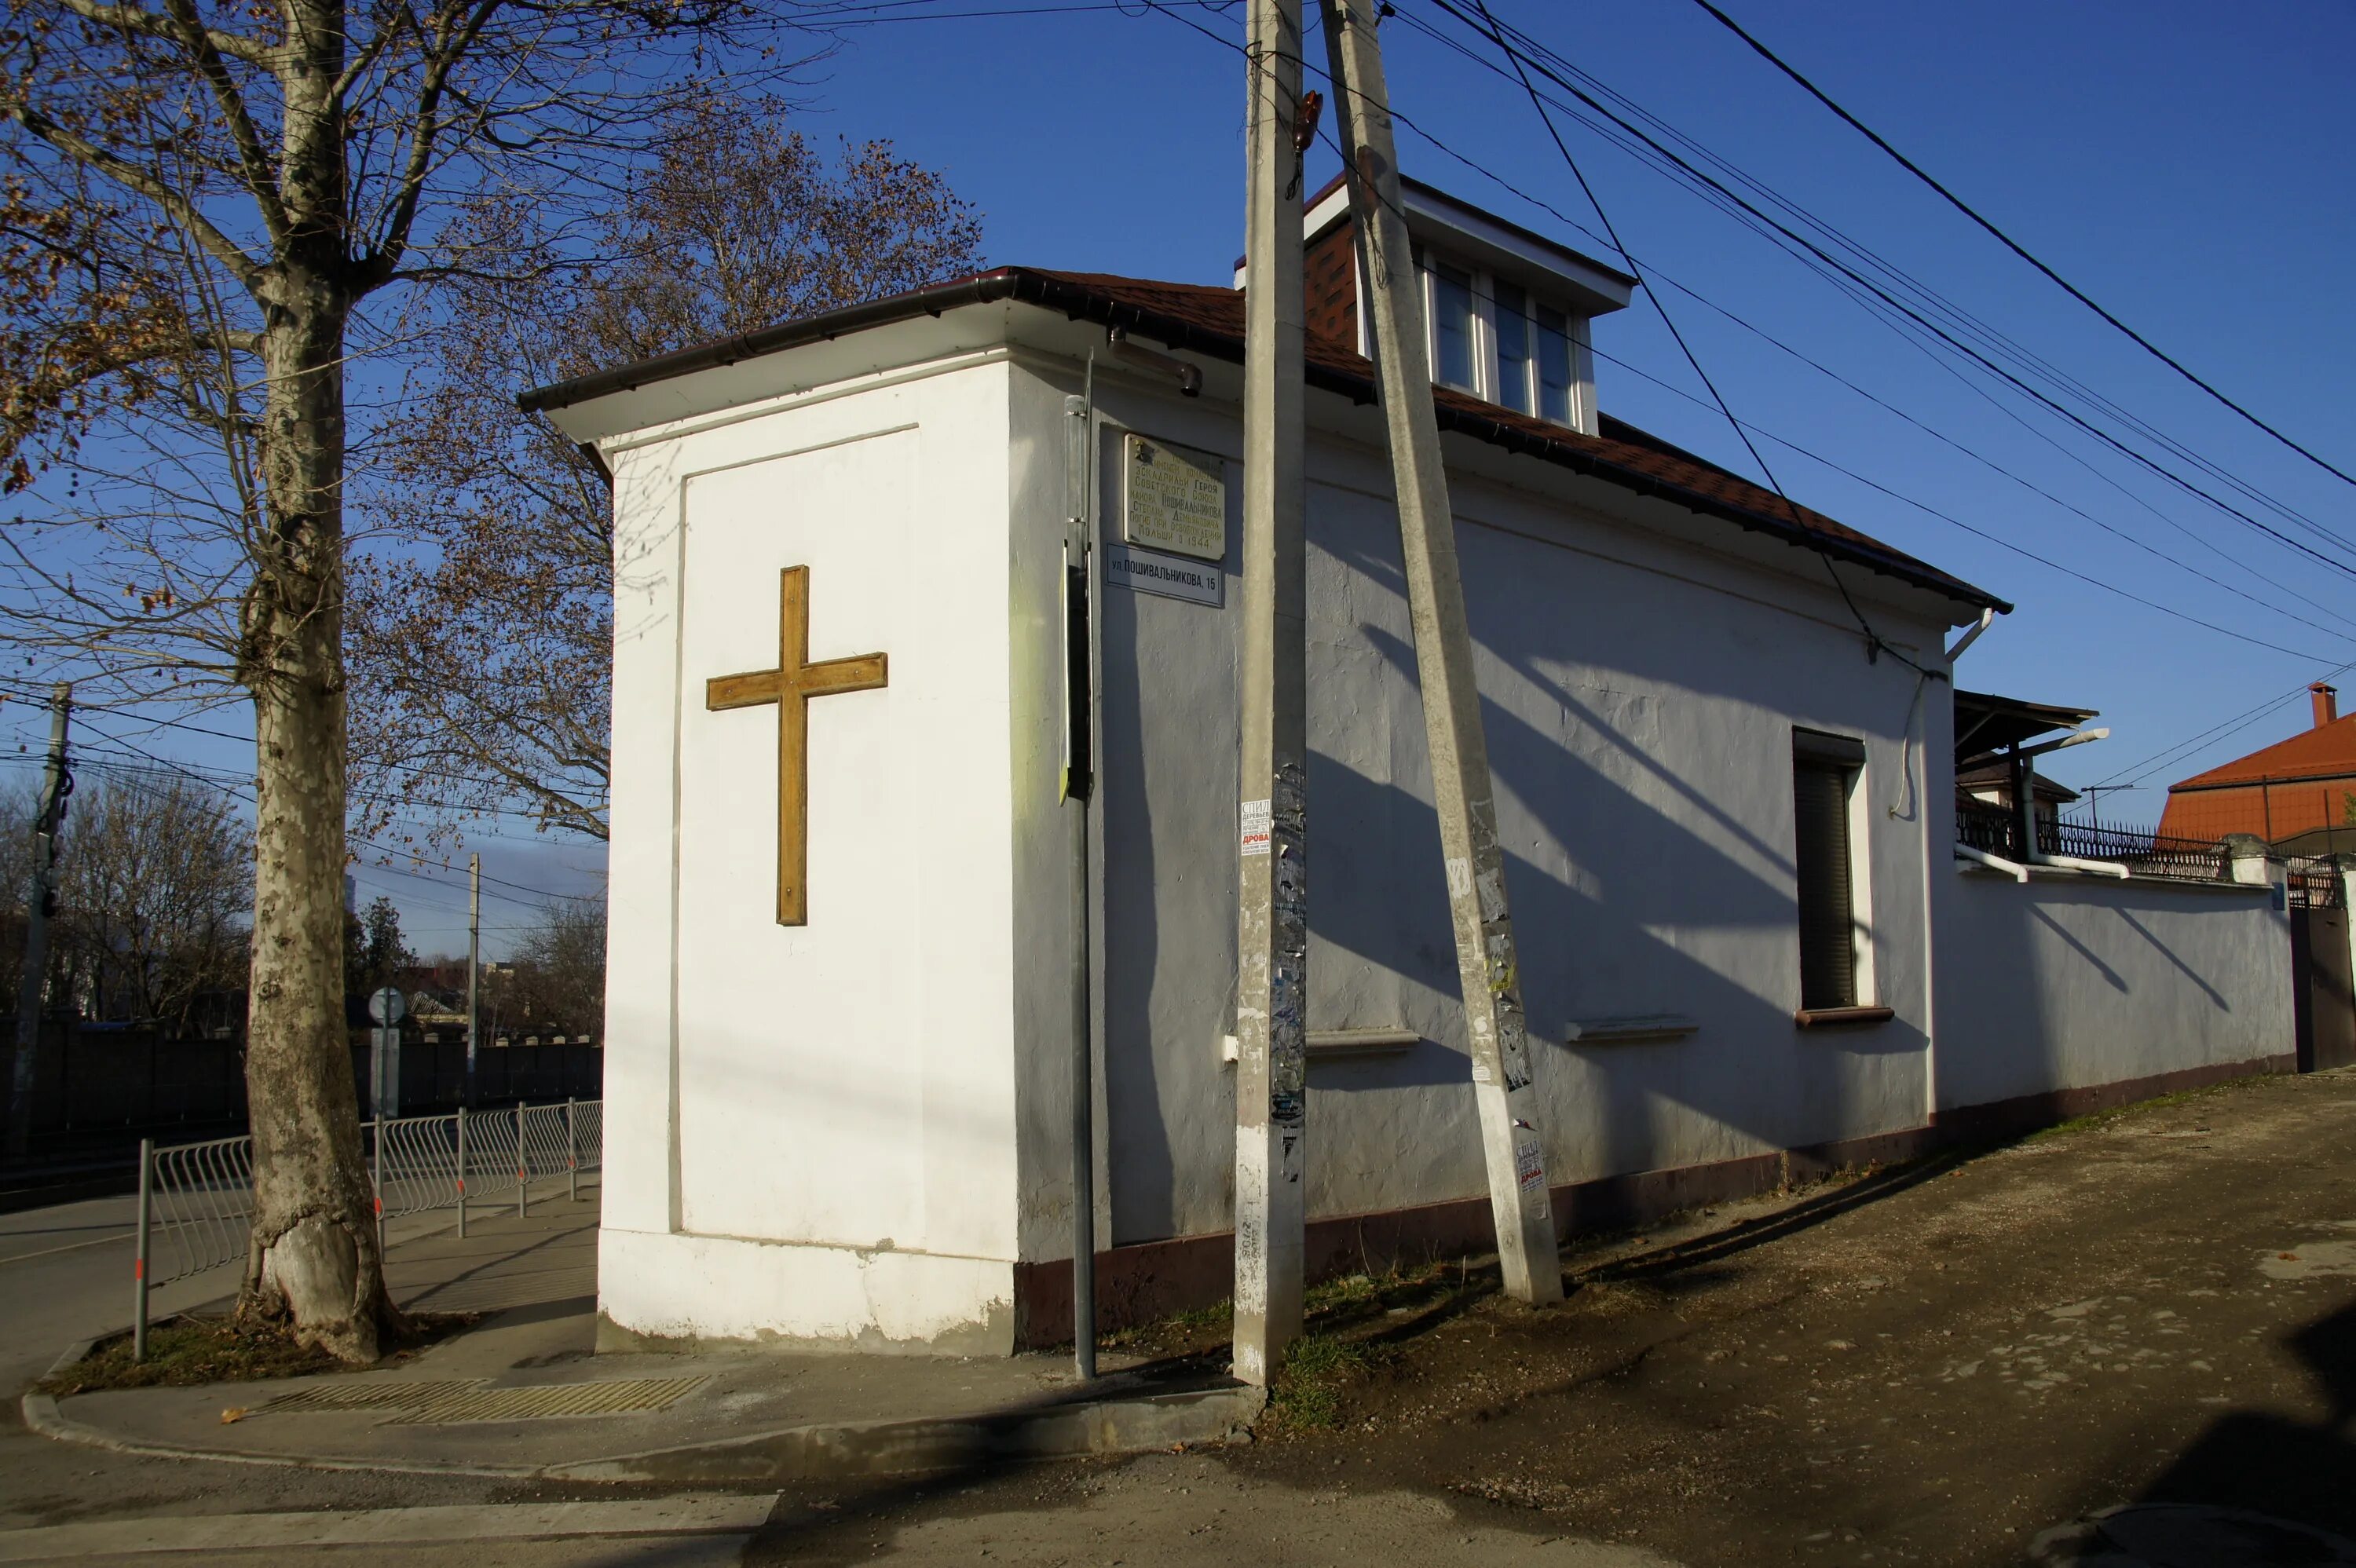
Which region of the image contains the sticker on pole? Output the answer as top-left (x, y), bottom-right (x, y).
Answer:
top-left (1240, 799), bottom-right (1272, 857)
top-left (1516, 1139), bottom-right (1546, 1192)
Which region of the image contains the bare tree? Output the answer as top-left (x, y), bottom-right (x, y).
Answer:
top-left (0, 778), bottom-right (39, 1005)
top-left (0, 0), bottom-right (818, 1358)
top-left (53, 774), bottom-right (249, 1028)
top-left (348, 101), bottom-right (984, 844)
top-left (484, 894), bottom-right (602, 1037)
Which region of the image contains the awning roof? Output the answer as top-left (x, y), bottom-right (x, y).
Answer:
top-left (1954, 688), bottom-right (2098, 764)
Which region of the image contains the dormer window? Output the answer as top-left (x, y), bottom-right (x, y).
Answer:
top-left (1418, 255), bottom-right (1594, 432)
top-left (1431, 262), bottom-right (1476, 392)
top-left (1242, 172), bottom-right (1638, 440)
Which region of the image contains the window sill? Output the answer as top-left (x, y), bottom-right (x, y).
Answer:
top-left (1792, 1006), bottom-right (1894, 1030)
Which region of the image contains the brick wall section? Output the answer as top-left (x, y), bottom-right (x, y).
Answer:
top-left (1303, 220), bottom-right (1358, 353)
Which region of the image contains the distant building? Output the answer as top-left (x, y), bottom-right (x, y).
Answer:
top-left (2160, 682), bottom-right (2356, 855)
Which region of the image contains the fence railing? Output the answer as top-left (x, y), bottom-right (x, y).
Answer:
top-left (131, 1097), bottom-right (602, 1359)
top-left (2288, 864), bottom-right (2347, 909)
top-left (1957, 802), bottom-right (2238, 883)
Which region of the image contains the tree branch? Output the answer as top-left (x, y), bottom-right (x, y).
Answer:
top-left (357, 0), bottom-right (505, 283)
top-left (160, 0), bottom-right (291, 247)
top-left (44, 0), bottom-right (274, 64)
top-left (5, 104), bottom-right (265, 291)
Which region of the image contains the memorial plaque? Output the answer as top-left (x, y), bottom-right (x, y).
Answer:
top-left (1121, 434), bottom-right (1227, 562)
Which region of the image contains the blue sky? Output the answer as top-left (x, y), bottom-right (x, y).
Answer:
top-left (785, 0), bottom-right (2348, 812)
top-left (14, 0), bottom-right (2350, 956)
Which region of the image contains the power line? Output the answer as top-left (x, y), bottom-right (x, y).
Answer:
top-left (1403, 1), bottom-right (2351, 554)
top-left (2088, 662), bottom-right (2356, 791)
top-left (1462, 0), bottom-right (1915, 673)
top-left (1582, 340), bottom-right (2345, 662)
top-left (1137, 0), bottom-right (2356, 672)
top-left (1402, 0), bottom-right (2356, 579)
top-left (1681, 0), bottom-right (2356, 493)
top-left (61, 719), bottom-right (587, 906)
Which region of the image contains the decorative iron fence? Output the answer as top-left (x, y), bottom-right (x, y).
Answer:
top-left (1956, 802), bottom-right (2241, 883)
top-left (130, 1098), bottom-right (602, 1359)
top-left (2048, 820), bottom-right (2231, 881)
top-left (2288, 864), bottom-right (2347, 908)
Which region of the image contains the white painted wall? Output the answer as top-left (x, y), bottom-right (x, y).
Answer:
top-left (594, 359), bottom-right (1027, 1353)
top-left (1932, 869), bottom-right (2292, 1113)
top-left (577, 303), bottom-right (2290, 1358)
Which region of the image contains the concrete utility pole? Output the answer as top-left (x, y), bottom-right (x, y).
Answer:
top-left (6, 684), bottom-right (71, 1161)
top-left (1319, 0), bottom-right (1563, 1304)
top-left (1231, 0), bottom-right (1313, 1387)
top-left (466, 853), bottom-right (480, 1109)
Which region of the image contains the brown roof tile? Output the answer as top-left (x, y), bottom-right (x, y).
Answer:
top-left (524, 265), bottom-right (2004, 613)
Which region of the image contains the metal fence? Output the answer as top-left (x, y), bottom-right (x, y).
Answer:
top-left (2288, 864), bottom-right (2347, 909)
top-left (2048, 819), bottom-right (2233, 881)
top-left (130, 1098), bottom-right (602, 1359)
top-left (1958, 802), bottom-right (2237, 883)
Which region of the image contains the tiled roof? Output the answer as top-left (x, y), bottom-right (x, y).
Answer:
top-left (523, 265), bottom-right (2004, 612)
top-left (1027, 269), bottom-right (1999, 611)
top-left (2168, 713), bottom-right (2356, 791)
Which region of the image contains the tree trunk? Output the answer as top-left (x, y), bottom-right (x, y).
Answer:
top-left (238, 280), bottom-right (399, 1360)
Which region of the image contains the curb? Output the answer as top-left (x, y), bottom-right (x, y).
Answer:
top-left (546, 1381), bottom-right (1268, 1484)
top-left (22, 1336), bottom-right (1266, 1482)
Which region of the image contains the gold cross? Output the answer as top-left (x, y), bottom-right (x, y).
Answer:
top-left (706, 566), bottom-right (888, 926)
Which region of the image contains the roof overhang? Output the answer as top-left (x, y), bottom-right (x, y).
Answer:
top-left (524, 267), bottom-right (2005, 620)
top-left (1954, 688), bottom-right (2098, 766)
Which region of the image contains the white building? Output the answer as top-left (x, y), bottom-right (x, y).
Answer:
top-left (529, 178), bottom-right (2292, 1356)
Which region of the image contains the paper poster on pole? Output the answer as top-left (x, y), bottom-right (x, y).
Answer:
top-left (1121, 434), bottom-right (1227, 562)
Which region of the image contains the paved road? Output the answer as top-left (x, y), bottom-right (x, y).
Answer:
top-left (0, 1186), bottom-right (784, 1566)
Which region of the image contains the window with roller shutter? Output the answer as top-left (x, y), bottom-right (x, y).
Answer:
top-left (1793, 730), bottom-right (1866, 1011)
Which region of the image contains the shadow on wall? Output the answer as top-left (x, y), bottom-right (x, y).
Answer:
top-left (1101, 486), bottom-right (1941, 1245)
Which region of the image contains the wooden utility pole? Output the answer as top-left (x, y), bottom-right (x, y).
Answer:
top-left (5, 683), bottom-right (70, 1161)
top-left (1319, 0), bottom-right (1563, 1303)
top-left (1231, 0), bottom-right (1313, 1386)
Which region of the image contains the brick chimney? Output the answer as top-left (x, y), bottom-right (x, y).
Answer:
top-left (2313, 681), bottom-right (2339, 728)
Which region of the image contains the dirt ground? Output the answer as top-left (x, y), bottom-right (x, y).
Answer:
top-left (748, 1070), bottom-right (2356, 1566)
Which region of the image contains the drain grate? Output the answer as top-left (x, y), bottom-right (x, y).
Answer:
top-left (258, 1381), bottom-right (477, 1414)
top-left (256, 1376), bottom-right (708, 1424)
top-left (385, 1377), bottom-right (708, 1424)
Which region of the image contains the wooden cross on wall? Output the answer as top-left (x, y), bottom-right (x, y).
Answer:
top-left (706, 566), bottom-right (888, 926)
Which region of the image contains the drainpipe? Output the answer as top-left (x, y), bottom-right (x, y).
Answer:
top-left (1063, 358), bottom-right (1099, 1380)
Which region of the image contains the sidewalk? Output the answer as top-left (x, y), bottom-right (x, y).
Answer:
top-left (24, 1189), bottom-right (1260, 1482)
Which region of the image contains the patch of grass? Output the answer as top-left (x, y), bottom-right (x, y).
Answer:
top-left (1099, 1296), bottom-right (1233, 1359)
top-left (36, 1312), bottom-right (474, 1397)
top-left (2023, 1075), bottom-right (2264, 1143)
top-left (1268, 1330), bottom-right (1394, 1431)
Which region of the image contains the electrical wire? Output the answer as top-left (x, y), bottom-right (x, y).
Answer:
top-left (1402, 0), bottom-right (2356, 579)
top-left (1465, 0), bottom-right (1935, 675)
top-left (1680, 0), bottom-right (2356, 492)
top-left (1403, 1), bottom-right (2353, 554)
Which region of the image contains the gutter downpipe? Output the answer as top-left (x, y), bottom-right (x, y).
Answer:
top-left (1957, 844), bottom-right (2031, 883)
top-left (1063, 354), bottom-right (1099, 1381)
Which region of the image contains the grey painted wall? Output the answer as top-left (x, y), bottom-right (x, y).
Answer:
top-left (1021, 365), bottom-right (1963, 1251)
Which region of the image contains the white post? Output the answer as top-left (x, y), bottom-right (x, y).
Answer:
top-left (455, 1106), bottom-right (467, 1238)
top-left (132, 1137), bottom-right (152, 1361)
top-left (515, 1100), bottom-right (527, 1218)
top-left (1231, 0), bottom-right (1312, 1388)
top-left (1320, 0), bottom-right (1562, 1304)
